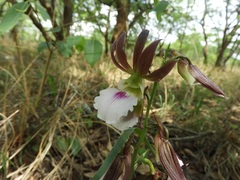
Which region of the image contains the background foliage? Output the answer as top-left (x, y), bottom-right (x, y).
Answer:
top-left (0, 0), bottom-right (239, 179)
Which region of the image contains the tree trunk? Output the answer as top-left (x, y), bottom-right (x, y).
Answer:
top-left (215, 1), bottom-right (240, 67)
top-left (111, 0), bottom-right (128, 43)
top-left (215, 46), bottom-right (226, 66)
top-left (63, 0), bottom-right (73, 37)
top-left (200, 0), bottom-right (208, 64)
top-left (39, 0), bottom-right (64, 41)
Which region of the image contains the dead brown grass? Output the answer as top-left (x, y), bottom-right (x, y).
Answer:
top-left (0, 37), bottom-right (239, 180)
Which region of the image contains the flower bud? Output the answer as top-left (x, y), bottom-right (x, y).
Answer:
top-left (177, 58), bottom-right (227, 98)
top-left (177, 59), bottom-right (195, 85)
top-left (155, 120), bottom-right (186, 180)
top-left (188, 64), bottom-right (227, 98)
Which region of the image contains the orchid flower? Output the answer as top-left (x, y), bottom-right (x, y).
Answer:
top-left (94, 30), bottom-right (226, 131)
top-left (94, 30), bottom-right (176, 131)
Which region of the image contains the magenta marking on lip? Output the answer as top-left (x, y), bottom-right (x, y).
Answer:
top-left (114, 91), bottom-right (128, 99)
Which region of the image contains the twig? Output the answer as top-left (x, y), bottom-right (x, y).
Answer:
top-left (25, 4), bottom-right (52, 43)
top-left (0, 110), bottom-right (19, 127)
top-left (35, 48), bottom-right (54, 108)
top-left (170, 131), bottom-right (216, 141)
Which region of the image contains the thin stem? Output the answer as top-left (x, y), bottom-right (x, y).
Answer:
top-left (12, 26), bottom-right (30, 146)
top-left (130, 82), bottom-right (158, 179)
top-left (144, 82), bottom-right (158, 127)
top-left (35, 48), bottom-right (54, 108)
top-left (144, 136), bottom-right (155, 155)
top-left (138, 157), bottom-right (155, 175)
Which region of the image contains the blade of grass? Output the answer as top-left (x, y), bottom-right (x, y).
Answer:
top-left (92, 128), bottom-right (134, 180)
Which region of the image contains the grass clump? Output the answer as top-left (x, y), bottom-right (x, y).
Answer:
top-left (0, 37), bottom-right (239, 179)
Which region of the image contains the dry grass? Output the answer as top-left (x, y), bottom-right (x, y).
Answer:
top-left (0, 37), bottom-right (239, 180)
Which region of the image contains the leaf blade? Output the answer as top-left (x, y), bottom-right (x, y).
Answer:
top-left (0, 2), bottom-right (29, 33)
top-left (84, 39), bottom-right (103, 67)
top-left (92, 128), bottom-right (134, 180)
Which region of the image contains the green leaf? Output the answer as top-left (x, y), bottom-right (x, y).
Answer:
top-left (92, 128), bottom-right (134, 180)
top-left (153, 1), bottom-right (169, 22)
top-left (36, 2), bottom-right (50, 21)
top-left (66, 35), bottom-right (85, 48)
top-left (0, 2), bottom-right (29, 33)
top-left (70, 138), bottom-right (81, 156)
top-left (56, 136), bottom-right (69, 152)
top-left (83, 39), bottom-right (102, 67)
top-left (154, 0), bottom-right (159, 6)
top-left (76, 37), bottom-right (86, 52)
top-left (1, 153), bottom-right (8, 179)
top-left (134, 127), bottom-right (143, 136)
top-left (154, 1), bottom-right (169, 13)
top-left (47, 75), bottom-right (57, 95)
top-left (37, 41), bottom-right (53, 52)
top-left (156, 13), bottom-right (163, 21)
top-left (48, 26), bottom-right (61, 33)
top-left (38, 36), bottom-right (86, 57)
top-left (56, 41), bottom-right (72, 58)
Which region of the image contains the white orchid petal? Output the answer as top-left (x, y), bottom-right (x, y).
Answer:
top-left (94, 88), bottom-right (138, 128)
top-left (112, 112), bottom-right (139, 131)
top-left (94, 88), bottom-right (118, 121)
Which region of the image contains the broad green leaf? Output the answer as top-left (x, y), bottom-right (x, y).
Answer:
top-left (154, 0), bottom-right (159, 6)
top-left (37, 41), bottom-right (53, 52)
top-left (38, 36), bottom-right (85, 57)
top-left (83, 39), bottom-right (103, 67)
top-left (76, 37), bottom-right (86, 52)
top-left (154, 1), bottom-right (169, 22)
top-left (56, 41), bottom-right (72, 58)
top-left (66, 35), bottom-right (85, 48)
top-left (36, 2), bottom-right (50, 21)
top-left (156, 12), bottom-right (163, 21)
top-left (154, 1), bottom-right (169, 13)
top-left (92, 128), bottom-right (134, 180)
top-left (0, 2), bottom-right (29, 33)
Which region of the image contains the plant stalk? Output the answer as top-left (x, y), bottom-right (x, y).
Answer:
top-left (130, 82), bottom-right (158, 179)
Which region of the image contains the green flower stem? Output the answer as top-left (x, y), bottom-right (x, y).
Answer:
top-left (144, 136), bottom-right (155, 155)
top-left (138, 157), bottom-right (156, 175)
top-left (130, 82), bottom-right (158, 179)
top-left (144, 83), bottom-right (158, 127)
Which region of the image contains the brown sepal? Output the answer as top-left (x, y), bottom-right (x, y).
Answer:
top-left (189, 64), bottom-right (227, 98)
top-left (137, 39), bottom-right (161, 76)
top-left (144, 60), bottom-right (177, 82)
top-left (133, 29), bottom-right (149, 71)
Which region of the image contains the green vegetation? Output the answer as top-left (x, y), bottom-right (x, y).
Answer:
top-left (0, 0), bottom-right (239, 179)
top-left (0, 37), bottom-right (239, 179)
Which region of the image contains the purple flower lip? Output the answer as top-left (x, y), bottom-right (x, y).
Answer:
top-left (93, 88), bottom-right (139, 131)
top-left (114, 91), bottom-right (127, 99)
